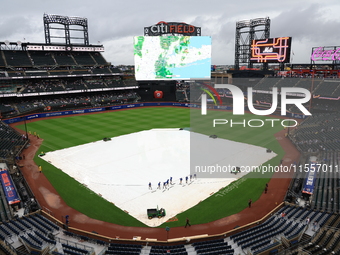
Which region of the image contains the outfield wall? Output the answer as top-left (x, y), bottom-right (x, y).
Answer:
top-left (3, 102), bottom-right (307, 124)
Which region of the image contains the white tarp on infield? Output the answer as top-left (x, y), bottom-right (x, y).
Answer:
top-left (41, 129), bottom-right (276, 227)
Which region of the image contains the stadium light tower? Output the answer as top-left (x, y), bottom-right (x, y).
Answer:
top-left (234, 17), bottom-right (270, 70)
top-left (43, 13), bottom-right (89, 45)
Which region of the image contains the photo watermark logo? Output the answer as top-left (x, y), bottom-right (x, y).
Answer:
top-left (201, 84), bottom-right (312, 128)
top-left (190, 82), bottom-right (313, 178)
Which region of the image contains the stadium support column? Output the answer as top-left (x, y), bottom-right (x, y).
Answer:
top-left (262, 18), bottom-right (270, 71)
top-left (44, 21), bottom-right (51, 44)
top-left (248, 22), bottom-right (254, 69)
top-left (309, 71), bottom-right (315, 112)
top-left (234, 24), bottom-right (241, 70)
top-left (65, 23), bottom-right (71, 45)
top-left (279, 62), bottom-right (284, 71)
top-left (83, 21), bottom-right (89, 45)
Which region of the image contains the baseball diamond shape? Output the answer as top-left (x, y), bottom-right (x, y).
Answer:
top-left (41, 128), bottom-right (276, 227)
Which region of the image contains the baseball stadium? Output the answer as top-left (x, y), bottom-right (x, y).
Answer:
top-left (0, 14), bottom-right (339, 255)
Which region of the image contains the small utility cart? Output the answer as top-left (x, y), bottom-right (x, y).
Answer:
top-left (147, 207), bottom-right (166, 219)
top-left (231, 166), bottom-right (241, 174)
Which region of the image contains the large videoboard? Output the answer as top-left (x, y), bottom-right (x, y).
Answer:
top-left (134, 36), bottom-right (211, 81)
top-left (250, 37), bottom-right (292, 63)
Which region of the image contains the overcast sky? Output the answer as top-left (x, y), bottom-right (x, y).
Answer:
top-left (1, 0), bottom-right (340, 65)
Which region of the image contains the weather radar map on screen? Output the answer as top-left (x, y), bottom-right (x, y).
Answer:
top-left (134, 36), bottom-right (211, 80)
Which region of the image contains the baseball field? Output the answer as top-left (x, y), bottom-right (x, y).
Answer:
top-left (15, 106), bottom-right (285, 228)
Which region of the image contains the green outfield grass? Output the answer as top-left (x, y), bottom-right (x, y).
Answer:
top-left (16, 107), bottom-right (285, 227)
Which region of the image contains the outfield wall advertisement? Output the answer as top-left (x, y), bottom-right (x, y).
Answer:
top-left (3, 102), bottom-right (307, 125)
